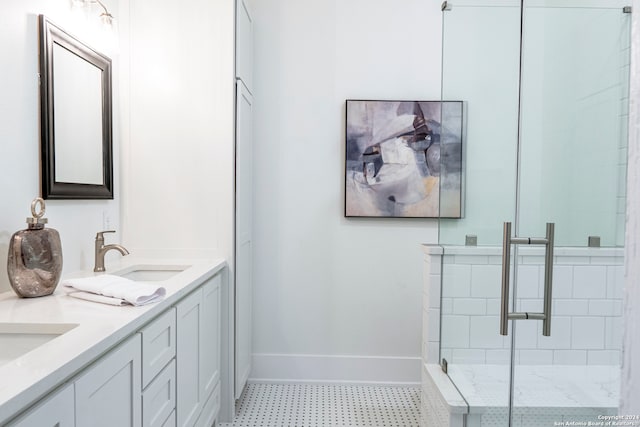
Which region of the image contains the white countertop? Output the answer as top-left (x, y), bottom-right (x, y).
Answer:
top-left (447, 364), bottom-right (620, 412)
top-left (0, 257), bottom-right (227, 425)
top-left (424, 363), bottom-right (468, 414)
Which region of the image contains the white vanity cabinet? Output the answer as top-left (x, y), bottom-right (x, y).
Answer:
top-left (176, 275), bottom-right (221, 427)
top-left (75, 333), bottom-right (142, 427)
top-left (8, 334), bottom-right (143, 427)
top-left (2, 268), bottom-right (223, 427)
top-left (6, 383), bottom-right (75, 427)
top-left (141, 308), bottom-right (177, 427)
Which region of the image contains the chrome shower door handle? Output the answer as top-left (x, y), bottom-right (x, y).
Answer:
top-left (499, 222), bottom-right (555, 337)
top-left (542, 223), bottom-right (554, 336)
top-left (500, 222), bottom-right (512, 336)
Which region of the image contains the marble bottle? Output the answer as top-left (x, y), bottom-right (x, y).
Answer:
top-left (7, 198), bottom-right (63, 297)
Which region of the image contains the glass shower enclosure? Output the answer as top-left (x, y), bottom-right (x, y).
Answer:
top-left (437, 1), bottom-right (630, 426)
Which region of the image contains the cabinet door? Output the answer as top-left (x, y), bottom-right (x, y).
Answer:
top-left (176, 289), bottom-right (203, 427)
top-left (201, 275), bottom-right (221, 401)
top-left (7, 383), bottom-right (74, 427)
top-left (235, 80), bottom-right (253, 399)
top-left (75, 334), bottom-right (142, 427)
top-left (177, 276), bottom-right (222, 427)
top-left (194, 383), bottom-right (220, 427)
top-left (162, 411), bottom-right (176, 427)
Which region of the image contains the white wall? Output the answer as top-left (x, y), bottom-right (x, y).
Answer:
top-left (0, 0), bottom-right (235, 290)
top-left (120, 0), bottom-right (235, 262)
top-left (250, 0), bottom-right (442, 383)
top-left (0, 0), bottom-right (121, 293)
top-left (621, 0), bottom-right (640, 415)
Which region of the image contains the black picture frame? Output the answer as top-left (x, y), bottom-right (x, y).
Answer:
top-left (39, 15), bottom-right (113, 199)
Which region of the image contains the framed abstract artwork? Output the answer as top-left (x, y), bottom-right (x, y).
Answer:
top-left (345, 100), bottom-right (463, 218)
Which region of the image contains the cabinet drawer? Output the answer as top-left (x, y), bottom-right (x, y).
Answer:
top-left (141, 308), bottom-right (176, 387)
top-left (143, 359), bottom-right (176, 427)
top-left (195, 382), bottom-right (220, 427)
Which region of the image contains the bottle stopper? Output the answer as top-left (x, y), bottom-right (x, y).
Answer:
top-left (26, 197), bottom-right (49, 228)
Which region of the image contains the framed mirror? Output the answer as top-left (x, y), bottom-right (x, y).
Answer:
top-left (39, 15), bottom-right (113, 199)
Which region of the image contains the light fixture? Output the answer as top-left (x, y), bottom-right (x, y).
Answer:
top-left (71, 0), bottom-right (115, 29)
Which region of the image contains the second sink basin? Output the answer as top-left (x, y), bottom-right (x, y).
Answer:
top-left (115, 265), bottom-right (190, 282)
top-left (0, 323), bottom-right (79, 367)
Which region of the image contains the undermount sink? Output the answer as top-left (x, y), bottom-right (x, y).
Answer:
top-left (115, 265), bottom-right (190, 282)
top-left (0, 323), bottom-right (78, 367)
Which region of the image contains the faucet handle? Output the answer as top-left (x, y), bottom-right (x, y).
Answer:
top-left (95, 230), bottom-right (116, 240)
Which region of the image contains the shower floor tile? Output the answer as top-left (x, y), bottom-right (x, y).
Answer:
top-left (217, 383), bottom-right (421, 427)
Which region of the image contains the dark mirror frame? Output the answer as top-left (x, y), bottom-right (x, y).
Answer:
top-left (39, 15), bottom-right (113, 199)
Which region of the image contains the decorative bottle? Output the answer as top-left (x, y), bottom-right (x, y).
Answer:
top-left (7, 198), bottom-right (63, 297)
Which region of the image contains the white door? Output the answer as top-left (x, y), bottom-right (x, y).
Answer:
top-left (235, 79), bottom-right (253, 399)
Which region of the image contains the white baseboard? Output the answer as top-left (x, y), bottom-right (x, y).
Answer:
top-left (249, 353), bottom-right (421, 386)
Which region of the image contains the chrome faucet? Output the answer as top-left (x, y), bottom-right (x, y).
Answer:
top-left (94, 230), bottom-right (130, 272)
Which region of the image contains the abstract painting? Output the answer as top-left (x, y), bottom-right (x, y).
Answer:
top-left (345, 100), bottom-right (463, 218)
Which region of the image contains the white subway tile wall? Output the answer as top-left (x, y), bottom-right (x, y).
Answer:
top-left (551, 266), bottom-right (574, 298)
top-left (537, 317), bottom-right (572, 350)
top-left (441, 316), bottom-right (470, 349)
top-left (573, 266), bottom-right (607, 299)
top-left (553, 299), bottom-right (588, 316)
top-left (606, 266), bottom-right (624, 299)
top-left (553, 350), bottom-right (587, 365)
top-left (571, 317), bottom-right (606, 349)
top-left (587, 350), bottom-right (621, 365)
top-left (471, 265), bottom-right (502, 298)
top-left (441, 298), bottom-right (453, 315)
top-left (518, 349), bottom-right (553, 365)
top-left (452, 349), bottom-right (486, 364)
top-left (426, 248), bottom-right (624, 366)
top-left (442, 265), bottom-right (471, 298)
top-left (515, 265), bottom-right (539, 298)
top-left (469, 316), bottom-right (506, 349)
top-left (605, 317), bottom-right (623, 349)
top-left (485, 349), bottom-right (510, 364)
top-left (513, 321), bottom-right (538, 350)
top-left (614, 14), bottom-right (629, 247)
top-left (452, 298), bottom-right (486, 315)
top-left (423, 252), bottom-right (443, 364)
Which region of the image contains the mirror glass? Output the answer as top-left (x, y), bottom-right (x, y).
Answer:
top-left (39, 15), bottom-right (113, 199)
top-left (52, 44), bottom-right (104, 185)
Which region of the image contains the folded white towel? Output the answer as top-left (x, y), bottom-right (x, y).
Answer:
top-left (63, 275), bottom-right (166, 306)
top-left (67, 291), bottom-right (128, 306)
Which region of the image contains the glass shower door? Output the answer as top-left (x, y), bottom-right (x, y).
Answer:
top-left (508, 4), bottom-right (630, 426)
top-left (438, 2), bottom-right (630, 427)
top-left (438, 4), bottom-right (522, 426)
